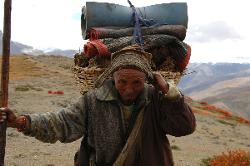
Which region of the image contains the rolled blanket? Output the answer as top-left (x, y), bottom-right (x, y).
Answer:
top-left (82, 2), bottom-right (188, 39)
top-left (85, 34), bottom-right (183, 56)
top-left (84, 40), bottom-right (110, 58)
top-left (179, 43), bottom-right (191, 71)
top-left (89, 25), bottom-right (186, 41)
top-left (83, 34), bottom-right (191, 71)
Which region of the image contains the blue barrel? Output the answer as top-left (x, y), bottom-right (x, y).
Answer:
top-left (81, 2), bottom-right (188, 39)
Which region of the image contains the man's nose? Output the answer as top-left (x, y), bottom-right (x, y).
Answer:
top-left (124, 87), bottom-right (135, 95)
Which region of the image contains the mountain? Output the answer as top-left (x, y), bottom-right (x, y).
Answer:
top-left (44, 48), bottom-right (78, 58)
top-left (0, 30), bottom-right (77, 57)
top-left (0, 30), bottom-right (33, 54)
top-left (179, 63), bottom-right (250, 119)
top-left (179, 63), bottom-right (250, 94)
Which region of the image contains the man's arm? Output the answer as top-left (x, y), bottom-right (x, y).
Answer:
top-left (152, 72), bottom-right (196, 137)
top-left (158, 92), bottom-right (196, 137)
top-left (23, 95), bottom-right (88, 143)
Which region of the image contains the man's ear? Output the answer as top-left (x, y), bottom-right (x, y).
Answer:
top-left (112, 71), bottom-right (117, 81)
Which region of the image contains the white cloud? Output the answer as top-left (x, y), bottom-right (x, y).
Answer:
top-left (1, 0), bottom-right (250, 62)
top-left (189, 39), bottom-right (250, 63)
top-left (1, 0), bottom-right (84, 50)
top-left (188, 21), bottom-right (243, 43)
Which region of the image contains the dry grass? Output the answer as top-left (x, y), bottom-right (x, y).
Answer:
top-left (0, 55), bottom-right (49, 81)
top-left (15, 84), bottom-right (43, 91)
top-left (188, 98), bottom-right (250, 126)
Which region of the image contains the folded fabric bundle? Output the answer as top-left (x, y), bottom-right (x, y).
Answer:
top-left (142, 35), bottom-right (189, 71)
top-left (84, 37), bottom-right (134, 58)
top-left (83, 34), bottom-right (191, 71)
top-left (85, 34), bottom-right (183, 56)
top-left (84, 40), bottom-right (110, 58)
top-left (88, 25), bottom-right (186, 41)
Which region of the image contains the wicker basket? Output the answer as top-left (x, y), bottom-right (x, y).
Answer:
top-left (159, 70), bottom-right (183, 85)
top-left (73, 66), bottom-right (106, 94)
top-left (73, 56), bottom-right (183, 94)
top-left (157, 56), bottom-right (183, 85)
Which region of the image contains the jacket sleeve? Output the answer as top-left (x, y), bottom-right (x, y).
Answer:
top-left (23, 94), bottom-right (88, 143)
top-left (156, 82), bottom-right (196, 137)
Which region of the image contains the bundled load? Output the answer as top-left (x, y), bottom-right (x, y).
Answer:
top-left (74, 1), bottom-right (191, 94)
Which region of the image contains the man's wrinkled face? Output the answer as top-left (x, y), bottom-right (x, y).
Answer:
top-left (113, 68), bottom-right (146, 105)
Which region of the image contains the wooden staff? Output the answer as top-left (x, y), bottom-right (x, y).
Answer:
top-left (0, 0), bottom-right (12, 165)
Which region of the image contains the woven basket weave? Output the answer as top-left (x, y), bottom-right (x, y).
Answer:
top-left (73, 66), bottom-right (106, 94)
top-left (159, 71), bottom-right (182, 84)
top-left (73, 54), bottom-right (183, 94)
top-left (157, 56), bottom-right (183, 85)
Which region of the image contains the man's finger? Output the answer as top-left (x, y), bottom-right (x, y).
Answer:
top-left (0, 107), bottom-right (11, 113)
top-left (0, 114), bottom-right (7, 123)
top-left (0, 112), bottom-right (6, 116)
top-left (0, 110), bottom-right (7, 120)
top-left (0, 107), bottom-right (8, 112)
top-left (2, 115), bottom-right (7, 119)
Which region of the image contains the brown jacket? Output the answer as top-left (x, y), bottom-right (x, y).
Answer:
top-left (75, 79), bottom-right (196, 166)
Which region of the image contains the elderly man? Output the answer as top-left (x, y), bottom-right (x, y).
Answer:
top-left (0, 46), bottom-right (196, 166)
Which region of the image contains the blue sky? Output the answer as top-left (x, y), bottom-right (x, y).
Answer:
top-left (1, 0), bottom-right (250, 63)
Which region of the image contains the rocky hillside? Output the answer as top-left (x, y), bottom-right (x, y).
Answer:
top-left (0, 55), bottom-right (249, 166)
top-left (179, 63), bottom-right (250, 94)
top-left (179, 63), bottom-right (250, 120)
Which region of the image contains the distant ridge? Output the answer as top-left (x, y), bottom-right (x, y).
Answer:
top-left (179, 63), bottom-right (250, 119)
top-left (0, 30), bottom-right (77, 57)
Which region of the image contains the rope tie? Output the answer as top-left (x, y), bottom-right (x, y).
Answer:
top-left (127, 0), bottom-right (157, 46)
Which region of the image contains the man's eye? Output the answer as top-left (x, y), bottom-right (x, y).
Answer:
top-left (119, 80), bottom-right (127, 84)
top-left (133, 81), bottom-right (141, 85)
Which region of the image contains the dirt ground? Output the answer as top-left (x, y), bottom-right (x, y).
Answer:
top-left (1, 55), bottom-right (250, 166)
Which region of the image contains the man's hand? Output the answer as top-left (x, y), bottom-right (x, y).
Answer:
top-left (0, 107), bottom-right (27, 130)
top-left (0, 107), bottom-right (18, 128)
top-left (152, 72), bottom-right (182, 100)
top-left (152, 72), bottom-right (169, 94)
